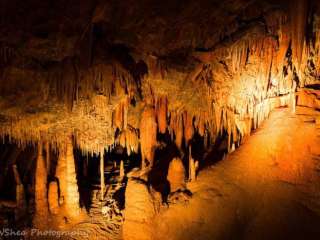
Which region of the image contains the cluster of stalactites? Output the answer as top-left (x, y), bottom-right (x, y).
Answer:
top-left (165, 93), bottom-right (294, 155)
top-left (117, 127), bottom-right (139, 156)
top-left (47, 60), bottom-right (136, 110)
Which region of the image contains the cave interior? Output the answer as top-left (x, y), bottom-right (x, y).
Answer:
top-left (0, 0), bottom-right (320, 239)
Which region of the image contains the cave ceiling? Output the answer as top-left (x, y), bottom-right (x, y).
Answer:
top-left (0, 0), bottom-right (318, 154)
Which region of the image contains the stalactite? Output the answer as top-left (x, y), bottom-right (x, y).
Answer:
top-left (290, 0), bottom-right (308, 68)
top-left (45, 141), bottom-right (50, 175)
top-left (156, 96), bottom-right (168, 134)
top-left (33, 142), bottom-right (48, 227)
top-left (140, 106), bottom-right (157, 169)
top-left (197, 112), bottom-right (207, 137)
top-left (276, 24), bottom-right (290, 71)
top-left (125, 128), bottom-right (139, 155)
top-left (118, 128), bottom-right (139, 155)
top-left (183, 112), bottom-right (193, 147)
top-left (170, 113), bottom-right (183, 149)
top-left (113, 98), bottom-right (129, 130)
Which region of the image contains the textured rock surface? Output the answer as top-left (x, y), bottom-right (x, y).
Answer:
top-left (154, 107), bottom-right (320, 240)
top-left (123, 179), bottom-right (155, 240)
top-left (48, 181), bottom-right (59, 214)
top-left (55, 137), bottom-right (80, 217)
top-left (33, 142), bottom-right (48, 227)
top-left (0, 0), bottom-right (318, 156)
top-left (167, 158), bottom-right (186, 192)
top-left (0, 0), bottom-right (320, 238)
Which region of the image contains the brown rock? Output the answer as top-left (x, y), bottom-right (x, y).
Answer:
top-left (48, 181), bottom-right (59, 214)
top-left (123, 179), bottom-right (155, 240)
top-left (140, 106), bottom-right (157, 169)
top-left (33, 142), bottom-right (48, 227)
top-left (167, 157), bottom-right (186, 192)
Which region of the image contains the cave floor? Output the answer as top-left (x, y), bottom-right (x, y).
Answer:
top-left (154, 107), bottom-right (320, 240)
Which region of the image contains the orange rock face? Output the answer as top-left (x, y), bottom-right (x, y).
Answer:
top-left (140, 106), bottom-right (157, 169)
top-left (55, 137), bottom-right (80, 217)
top-left (123, 179), bottom-right (155, 240)
top-left (167, 157), bottom-right (186, 192)
top-left (156, 96), bottom-right (168, 134)
top-left (33, 142), bottom-right (48, 227)
top-left (48, 181), bottom-right (59, 214)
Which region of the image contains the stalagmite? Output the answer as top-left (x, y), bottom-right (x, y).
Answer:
top-left (33, 142), bottom-right (48, 227)
top-left (167, 157), bottom-right (186, 192)
top-left (120, 160), bottom-right (125, 179)
top-left (56, 144), bottom-right (67, 205)
top-left (48, 181), bottom-right (59, 214)
top-left (12, 165), bottom-right (26, 219)
top-left (140, 106), bottom-right (157, 169)
top-left (65, 137), bottom-right (80, 216)
top-left (55, 137), bottom-right (80, 217)
top-left (100, 149), bottom-right (105, 201)
top-left (188, 146), bottom-right (196, 182)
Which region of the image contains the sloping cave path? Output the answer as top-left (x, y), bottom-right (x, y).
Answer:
top-left (153, 106), bottom-right (320, 240)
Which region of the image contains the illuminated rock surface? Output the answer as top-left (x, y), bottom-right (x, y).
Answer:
top-left (0, 0), bottom-right (319, 239)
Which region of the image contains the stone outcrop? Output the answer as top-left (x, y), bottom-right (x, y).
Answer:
top-left (123, 179), bottom-right (155, 240)
top-left (167, 158), bottom-right (186, 192)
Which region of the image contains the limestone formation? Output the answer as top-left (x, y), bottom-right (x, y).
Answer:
top-left (55, 137), bottom-right (80, 217)
top-left (48, 181), bottom-right (59, 214)
top-left (120, 160), bottom-right (125, 179)
top-left (56, 145), bottom-right (67, 205)
top-left (12, 165), bottom-right (26, 220)
top-left (123, 179), bottom-right (155, 240)
top-left (140, 106), bottom-right (157, 169)
top-left (100, 149), bottom-right (105, 201)
top-left (167, 157), bottom-right (186, 192)
top-left (0, 0), bottom-right (320, 238)
top-left (156, 96), bottom-right (168, 134)
top-left (33, 142), bottom-right (48, 227)
top-left (64, 137), bottom-right (81, 217)
top-left (188, 146), bottom-right (197, 182)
